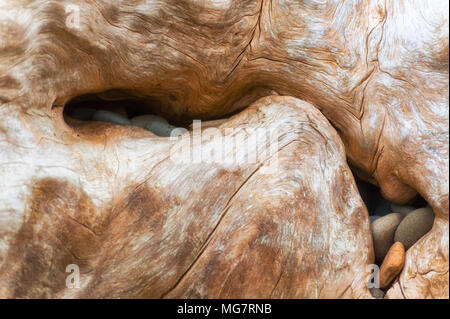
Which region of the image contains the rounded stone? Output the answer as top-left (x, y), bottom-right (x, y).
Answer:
top-left (379, 242), bottom-right (405, 288)
top-left (131, 115), bottom-right (168, 128)
top-left (390, 203), bottom-right (416, 217)
top-left (369, 287), bottom-right (385, 299)
top-left (394, 207), bottom-right (435, 250)
top-left (92, 110), bottom-right (131, 126)
top-left (145, 120), bottom-right (177, 137)
top-left (371, 213), bottom-right (404, 264)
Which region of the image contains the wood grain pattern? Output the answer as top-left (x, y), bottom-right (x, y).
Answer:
top-left (0, 0), bottom-right (448, 298)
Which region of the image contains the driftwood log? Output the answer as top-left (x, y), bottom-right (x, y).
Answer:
top-left (0, 0), bottom-right (448, 298)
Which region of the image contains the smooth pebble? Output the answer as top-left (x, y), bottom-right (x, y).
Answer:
top-left (371, 213), bottom-right (404, 264)
top-left (379, 242), bottom-right (405, 288)
top-left (92, 110), bottom-right (131, 125)
top-left (394, 207), bottom-right (435, 250)
top-left (369, 288), bottom-right (385, 299)
top-left (131, 115), bottom-right (168, 128)
top-left (145, 120), bottom-right (177, 137)
top-left (390, 204), bottom-right (415, 217)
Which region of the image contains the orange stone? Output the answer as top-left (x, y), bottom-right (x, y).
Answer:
top-left (379, 242), bottom-right (405, 288)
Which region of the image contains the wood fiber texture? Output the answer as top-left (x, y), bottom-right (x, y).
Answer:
top-left (0, 0), bottom-right (448, 298)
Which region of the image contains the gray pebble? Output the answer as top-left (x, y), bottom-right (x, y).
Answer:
top-left (145, 120), bottom-right (177, 137)
top-left (369, 287), bottom-right (385, 299)
top-left (170, 127), bottom-right (188, 137)
top-left (131, 115), bottom-right (168, 128)
top-left (371, 213), bottom-right (404, 264)
top-left (92, 110), bottom-right (131, 125)
top-left (394, 208), bottom-right (435, 250)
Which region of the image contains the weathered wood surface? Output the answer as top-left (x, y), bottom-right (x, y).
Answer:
top-left (0, 96), bottom-right (373, 298)
top-left (0, 0), bottom-right (448, 298)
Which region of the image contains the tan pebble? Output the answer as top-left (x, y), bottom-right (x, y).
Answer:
top-left (394, 207), bottom-right (434, 250)
top-left (371, 213), bottom-right (404, 264)
top-left (379, 242), bottom-right (405, 288)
